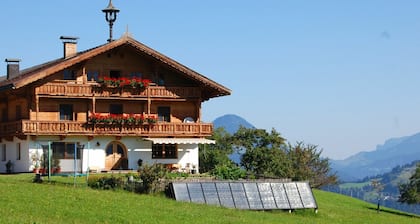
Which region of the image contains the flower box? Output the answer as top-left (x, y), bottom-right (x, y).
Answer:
top-left (88, 113), bottom-right (157, 125)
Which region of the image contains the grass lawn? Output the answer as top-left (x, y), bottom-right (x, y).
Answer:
top-left (0, 174), bottom-right (419, 224)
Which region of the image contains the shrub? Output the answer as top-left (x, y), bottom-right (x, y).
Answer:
top-left (138, 164), bottom-right (168, 193)
top-left (88, 175), bottom-right (125, 190)
top-left (211, 164), bottom-right (246, 180)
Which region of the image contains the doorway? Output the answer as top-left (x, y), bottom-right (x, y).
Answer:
top-left (105, 141), bottom-right (128, 170)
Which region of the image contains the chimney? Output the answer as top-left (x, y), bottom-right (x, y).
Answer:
top-left (60, 36), bottom-right (79, 59)
top-left (5, 58), bottom-right (20, 80)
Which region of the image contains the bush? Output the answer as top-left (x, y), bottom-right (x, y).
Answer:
top-left (211, 164), bottom-right (246, 180)
top-left (88, 175), bottom-right (125, 190)
top-left (138, 164), bottom-right (168, 193)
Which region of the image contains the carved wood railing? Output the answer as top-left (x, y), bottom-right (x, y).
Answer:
top-left (35, 83), bottom-right (202, 99)
top-left (0, 120), bottom-right (213, 137)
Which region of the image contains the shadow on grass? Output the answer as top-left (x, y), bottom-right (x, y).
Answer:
top-left (366, 206), bottom-right (420, 219)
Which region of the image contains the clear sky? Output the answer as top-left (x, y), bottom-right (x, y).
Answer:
top-left (1, 1), bottom-right (420, 159)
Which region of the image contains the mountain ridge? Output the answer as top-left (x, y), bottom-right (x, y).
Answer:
top-left (332, 132), bottom-right (420, 181)
top-left (212, 114), bottom-right (420, 182)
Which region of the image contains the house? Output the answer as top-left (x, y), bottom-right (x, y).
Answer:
top-left (0, 34), bottom-right (230, 173)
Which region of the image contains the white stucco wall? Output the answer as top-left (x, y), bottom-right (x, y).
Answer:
top-left (1, 135), bottom-right (201, 173)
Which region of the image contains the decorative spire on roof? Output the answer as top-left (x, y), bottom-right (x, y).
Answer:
top-left (102, 0), bottom-right (120, 42)
top-left (122, 25), bottom-right (133, 39)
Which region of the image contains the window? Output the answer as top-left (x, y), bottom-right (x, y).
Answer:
top-left (63, 69), bottom-right (76, 80)
top-left (110, 70), bottom-right (121, 79)
top-left (52, 142), bottom-right (81, 159)
top-left (15, 105), bottom-right (22, 120)
top-left (1, 144), bottom-right (6, 161)
top-left (152, 144), bottom-right (177, 159)
top-left (130, 72), bottom-right (142, 79)
top-left (87, 71), bottom-right (99, 81)
top-left (158, 106), bottom-right (170, 122)
top-left (110, 104), bottom-right (123, 115)
top-left (16, 143), bottom-right (21, 160)
top-left (59, 104), bottom-right (73, 120)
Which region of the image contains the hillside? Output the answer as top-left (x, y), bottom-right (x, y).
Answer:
top-left (332, 133), bottom-right (420, 181)
top-left (326, 160), bottom-right (420, 215)
top-left (0, 174), bottom-right (419, 223)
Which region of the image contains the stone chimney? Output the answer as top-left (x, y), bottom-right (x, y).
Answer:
top-left (5, 58), bottom-right (20, 80)
top-left (60, 36), bottom-right (79, 59)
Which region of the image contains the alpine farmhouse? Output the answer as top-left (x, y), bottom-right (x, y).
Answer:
top-left (0, 33), bottom-right (230, 174)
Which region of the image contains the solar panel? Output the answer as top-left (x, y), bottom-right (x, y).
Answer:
top-left (258, 183), bottom-right (277, 210)
top-left (216, 182), bottom-right (235, 208)
top-left (169, 181), bottom-right (318, 211)
top-left (201, 182), bottom-right (220, 206)
top-left (296, 182), bottom-right (318, 208)
top-left (284, 182), bottom-right (304, 209)
top-left (230, 183), bottom-right (249, 209)
top-left (271, 183), bottom-right (291, 209)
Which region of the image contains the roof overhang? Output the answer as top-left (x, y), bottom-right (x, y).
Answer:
top-left (143, 138), bottom-right (216, 145)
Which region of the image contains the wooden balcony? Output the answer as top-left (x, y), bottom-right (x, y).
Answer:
top-left (35, 83), bottom-right (202, 99)
top-left (0, 120), bottom-right (213, 137)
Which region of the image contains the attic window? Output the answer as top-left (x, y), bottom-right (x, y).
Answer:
top-left (63, 69), bottom-right (76, 80)
top-left (87, 71), bottom-right (99, 81)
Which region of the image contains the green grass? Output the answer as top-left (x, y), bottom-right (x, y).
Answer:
top-left (0, 174), bottom-right (419, 224)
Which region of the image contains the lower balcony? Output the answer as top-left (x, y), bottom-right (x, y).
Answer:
top-left (0, 120), bottom-right (213, 138)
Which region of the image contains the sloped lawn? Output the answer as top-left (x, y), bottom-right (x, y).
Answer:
top-left (0, 174), bottom-right (418, 224)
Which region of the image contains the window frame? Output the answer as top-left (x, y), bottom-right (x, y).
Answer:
top-left (152, 143), bottom-right (177, 159)
top-left (63, 69), bottom-right (76, 80)
top-left (157, 106), bottom-right (171, 122)
top-left (52, 142), bottom-right (81, 160)
top-left (59, 104), bottom-right (74, 121)
top-left (87, 70), bottom-right (99, 82)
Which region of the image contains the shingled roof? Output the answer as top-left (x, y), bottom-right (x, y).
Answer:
top-left (0, 35), bottom-right (231, 99)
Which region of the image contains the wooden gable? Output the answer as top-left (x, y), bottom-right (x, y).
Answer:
top-left (0, 36), bottom-right (231, 101)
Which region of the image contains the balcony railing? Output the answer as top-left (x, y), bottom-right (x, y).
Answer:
top-left (0, 120), bottom-right (213, 137)
top-left (35, 83), bottom-right (202, 99)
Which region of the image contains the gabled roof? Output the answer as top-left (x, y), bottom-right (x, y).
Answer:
top-left (0, 35), bottom-right (231, 99)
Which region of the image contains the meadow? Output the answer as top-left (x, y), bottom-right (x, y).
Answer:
top-left (0, 174), bottom-right (418, 224)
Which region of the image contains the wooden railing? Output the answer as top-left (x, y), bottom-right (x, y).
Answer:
top-left (0, 120), bottom-right (213, 137)
top-left (35, 83), bottom-right (202, 99)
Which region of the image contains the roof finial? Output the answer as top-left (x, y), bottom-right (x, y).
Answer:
top-left (122, 25), bottom-right (133, 38)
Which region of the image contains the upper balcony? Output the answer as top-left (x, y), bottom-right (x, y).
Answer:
top-left (35, 83), bottom-right (202, 99)
top-left (0, 120), bottom-right (213, 138)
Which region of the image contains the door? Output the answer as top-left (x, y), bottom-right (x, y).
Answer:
top-left (105, 141), bottom-right (128, 170)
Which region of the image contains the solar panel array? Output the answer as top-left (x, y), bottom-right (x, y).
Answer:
top-left (169, 181), bottom-right (317, 211)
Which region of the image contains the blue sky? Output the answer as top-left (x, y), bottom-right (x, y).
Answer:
top-left (1, 1), bottom-right (420, 159)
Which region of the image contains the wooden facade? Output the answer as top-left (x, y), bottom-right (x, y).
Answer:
top-left (0, 36), bottom-right (230, 141)
top-left (0, 35), bottom-right (230, 173)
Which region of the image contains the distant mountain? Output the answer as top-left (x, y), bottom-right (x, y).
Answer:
top-left (213, 114), bottom-right (255, 164)
top-left (332, 133), bottom-right (420, 181)
top-left (213, 114), bottom-right (255, 134)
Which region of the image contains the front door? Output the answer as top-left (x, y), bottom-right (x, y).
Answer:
top-left (105, 141), bottom-right (128, 170)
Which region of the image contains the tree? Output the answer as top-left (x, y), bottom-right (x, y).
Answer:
top-left (233, 127), bottom-right (290, 178)
top-left (286, 142), bottom-right (337, 188)
top-left (199, 127), bottom-right (233, 173)
top-left (399, 163), bottom-right (420, 204)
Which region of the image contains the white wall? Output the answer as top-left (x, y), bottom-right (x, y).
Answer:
top-left (0, 138), bottom-right (32, 173)
top-left (1, 136), bottom-right (201, 173)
